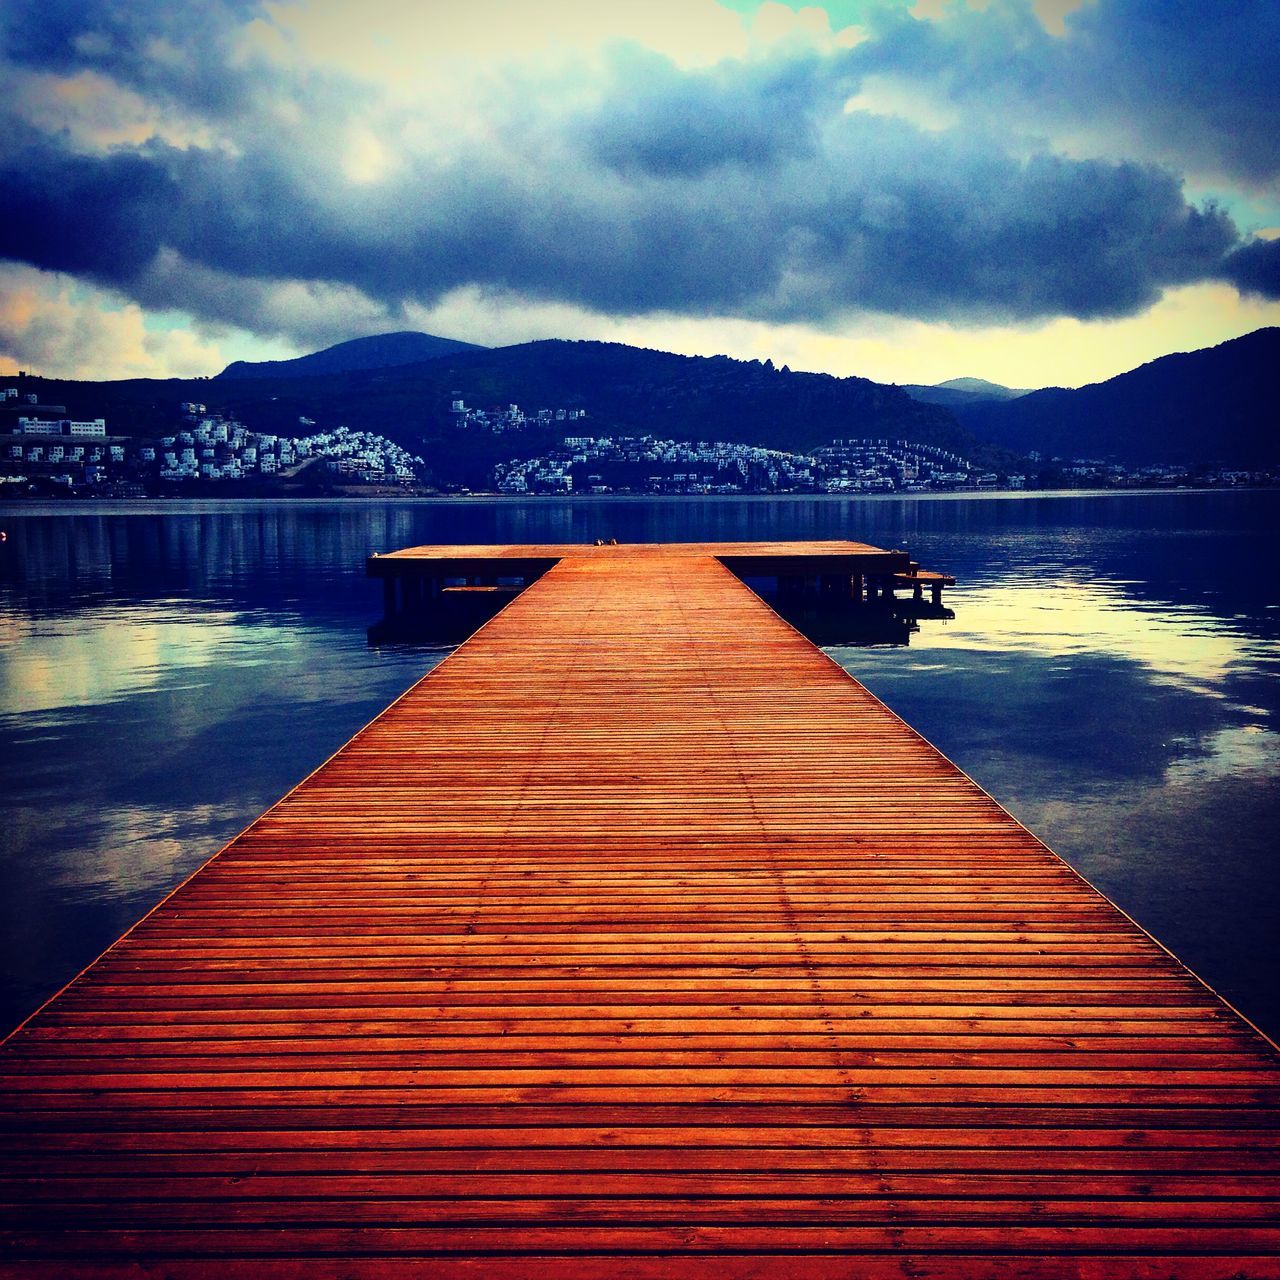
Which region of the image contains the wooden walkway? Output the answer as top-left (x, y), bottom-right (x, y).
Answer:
top-left (3, 543), bottom-right (1279, 1278)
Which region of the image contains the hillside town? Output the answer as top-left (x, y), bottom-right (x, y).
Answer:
top-left (495, 435), bottom-right (992, 495)
top-left (0, 385), bottom-right (1272, 499)
top-left (0, 391), bottom-right (425, 495)
top-left (450, 398), bottom-right (589, 432)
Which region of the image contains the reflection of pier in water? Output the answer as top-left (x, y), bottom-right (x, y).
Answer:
top-left (368, 540), bottom-right (954, 645)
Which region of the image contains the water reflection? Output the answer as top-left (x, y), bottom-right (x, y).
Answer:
top-left (911, 576), bottom-right (1267, 697)
top-left (1, 492), bottom-right (1278, 1040)
top-left (763, 597), bottom-right (955, 647)
top-left (0, 585), bottom-right (444, 1028)
top-left (2, 607), bottom-right (243, 713)
top-left (827, 506), bottom-right (1280, 1036)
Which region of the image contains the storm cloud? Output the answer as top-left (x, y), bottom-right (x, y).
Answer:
top-left (0, 0), bottom-right (269, 118)
top-left (1220, 238), bottom-right (1280, 302)
top-left (851, 0), bottom-right (1280, 186)
top-left (0, 0), bottom-right (1274, 353)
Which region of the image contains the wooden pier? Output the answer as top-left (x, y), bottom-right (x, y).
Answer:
top-left (2, 541), bottom-right (1278, 1277)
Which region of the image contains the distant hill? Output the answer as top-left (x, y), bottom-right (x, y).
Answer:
top-left (957, 328), bottom-right (1280, 464)
top-left (13, 330), bottom-right (1276, 483)
top-left (938, 377), bottom-right (1030, 398)
top-left (11, 338), bottom-right (980, 487)
top-left (419, 340), bottom-right (972, 456)
top-left (903, 377), bottom-right (1030, 408)
top-left (217, 331), bottom-right (486, 379)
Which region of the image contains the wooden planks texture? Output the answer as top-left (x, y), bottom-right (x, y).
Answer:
top-left (372, 540), bottom-right (901, 559)
top-left (2, 545), bottom-right (1279, 1278)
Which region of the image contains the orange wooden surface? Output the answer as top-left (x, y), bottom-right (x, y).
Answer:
top-left (2, 545), bottom-right (1278, 1278)
top-left (373, 539), bottom-right (897, 559)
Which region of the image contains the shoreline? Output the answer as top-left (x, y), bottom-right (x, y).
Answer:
top-left (2, 485), bottom-right (1275, 516)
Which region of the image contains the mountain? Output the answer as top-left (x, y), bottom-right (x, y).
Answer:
top-left (937, 377), bottom-right (1030, 398)
top-left (413, 340), bottom-right (972, 456)
top-left (11, 338), bottom-right (980, 487)
top-left (957, 328), bottom-right (1280, 465)
top-left (903, 377), bottom-right (1031, 408)
top-left (217, 331), bottom-right (486, 379)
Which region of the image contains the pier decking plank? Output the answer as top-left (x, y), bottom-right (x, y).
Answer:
top-left (3, 544), bottom-right (1278, 1277)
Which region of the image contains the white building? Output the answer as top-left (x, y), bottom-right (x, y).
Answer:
top-left (66, 419), bottom-right (107, 438)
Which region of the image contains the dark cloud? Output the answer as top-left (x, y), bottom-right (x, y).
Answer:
top-left (0, 4), bottom-right (1269, 345)
top-left (853, 0), bottom-right (1280, 185)
top-left (581, 44), bottom-right (839, 177)
top-left (1220, 238), bottom-right (1280, 301)
top-left (1066, 0), bottom-right (1280, 184)
top-left (0, 128), bottom-right (180, 280)
top-left (0, 95), bottom-right (1241, 334)
top-left (0, 0), bottom-right (267, 117)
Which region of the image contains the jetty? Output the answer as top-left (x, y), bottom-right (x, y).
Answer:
top-left (2, 540), bottom-right (1278, 1277)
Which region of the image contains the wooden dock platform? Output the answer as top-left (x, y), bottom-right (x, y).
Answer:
top-left (3, 541), bottom-right (1279, 1277)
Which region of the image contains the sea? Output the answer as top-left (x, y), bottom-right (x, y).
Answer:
top-left (1, 490), bottom-right (1278, 1040)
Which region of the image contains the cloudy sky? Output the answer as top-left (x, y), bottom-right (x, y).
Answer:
top-left (1, 0), bottom-right (1277, 387)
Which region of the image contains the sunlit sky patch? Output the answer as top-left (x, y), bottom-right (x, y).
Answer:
top-left (1, 0), bottom-right (1276, 386)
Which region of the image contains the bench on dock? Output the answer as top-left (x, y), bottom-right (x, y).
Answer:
top-left (893, 568), bottom-right (957, 604)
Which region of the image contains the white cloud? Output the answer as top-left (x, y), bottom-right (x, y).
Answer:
top-left (257, 0), bottom-right (749, 82)
top-left (0, 263), bottom-right (259, 378)
top-left (10, 68), bottom-right (218, 153)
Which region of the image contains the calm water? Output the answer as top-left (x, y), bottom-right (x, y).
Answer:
top-left (1, 492), bottom-right (1278, 1039)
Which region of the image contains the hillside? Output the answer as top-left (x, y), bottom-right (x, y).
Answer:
top-left (217, 331), bottom-right (486, 379)
top-left (8, 339), bottom-right (976, 487)
top-left (421, 341), bottom-right (971, 455)
top-left (957, 328), bottom-right (1280, 464)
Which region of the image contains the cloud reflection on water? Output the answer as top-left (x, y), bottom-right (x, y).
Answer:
top-left (830, 562), bottom-right (1280, 1036)
top-left (0, 605), bottom-right (242, 714)
top-left (0, 593), bottom-right (440, 1027)
top-left (912, 575), bottom-right (1267, 697)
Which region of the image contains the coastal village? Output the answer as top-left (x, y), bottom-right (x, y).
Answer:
top-left (0, 386), bottom-right (1270, 498)
top-left (494, 433), bottom-right (987, 494)
top-left (0, 389), bottom-right (425, 496)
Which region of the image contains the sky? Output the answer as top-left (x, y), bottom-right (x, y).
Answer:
top-left (0, 0), bottom-right (1277, 388)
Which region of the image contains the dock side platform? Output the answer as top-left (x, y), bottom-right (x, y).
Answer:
top-left (2, 542), bottom-right (1278, 1277)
